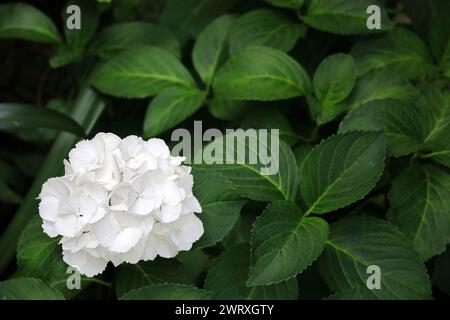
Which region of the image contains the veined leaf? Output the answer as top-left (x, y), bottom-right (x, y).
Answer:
top-left (249, 201), bottom-right (328, 285)
top-left (0, 103), bottom-right (85, 137)
top-left (192, 170), bottom-right (246, 248)
top-left (143, 87), bottom-right (206, 138)
top-left (319, 216), bottom-right (432, 299)
top-left (89, 22), bottom-right (180, 59)
top-left (351, 28), bottom-right (435, 80)
top-left (388, 165), bottom-right (450, 261)
top-left (192, 15), bottom-right (234, 87)
top-left (207, 98), bottom-right (248, 121)
top-left (299, 132), bottom-right (386, 215)
top-left (0, 3), bottom-right (61, 43)
top-left (194, 129), bottom-right (298, 202)
top-left (229, 9), bottom-right (305, 54)
top-left (302, 0), bottom-right (392, 35)
top-left (0, 278), bottom-right (65, 300)
top-left (213, 46), bottom-right (311, 101)
top-left (90, 46), bottom-right (195, 98)
top-left (205, 243), bottom-right (299, 299)
top-left (120, 284), bottom-right (214, 300)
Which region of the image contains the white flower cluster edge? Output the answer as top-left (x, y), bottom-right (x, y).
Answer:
top-left (38, 133), bottom-right (203, 276)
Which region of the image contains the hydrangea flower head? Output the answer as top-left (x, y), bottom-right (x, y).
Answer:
top-left (38, 133), bottom-right (203, 276)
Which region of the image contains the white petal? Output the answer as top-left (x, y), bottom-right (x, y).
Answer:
top-left (109, 227), bottom-right (143, 253)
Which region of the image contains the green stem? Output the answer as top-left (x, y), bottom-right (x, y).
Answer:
top-left (0, 86), bottom-right (105, 274)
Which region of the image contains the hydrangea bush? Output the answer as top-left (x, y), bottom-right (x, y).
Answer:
top-left (0, 0), bottom-right (449, 300)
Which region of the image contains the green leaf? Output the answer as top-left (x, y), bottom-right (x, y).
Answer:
top-left (194, 130), bottom-right (298, 202)
top-left (89, 22), bottom-right (180, 59)
top-left (300, 132), bottom-right (386, 215)
top-left (339, 100), bottom-right (424, 157)
top-left (428, 0), bottom-right (450, 78)
top-left (160, 0), bottom-right (237, 43)
top-left (207, 98), bottom-right (248, 121)
top-left (342, 69), bottom-right (419, 110)
top-left (120, 284), bottom-right (214, 300)
top-left (115, 259), bottom-right (195, 298)
top-left (205, 243), bottom-right (299, 299)
top-left (229, 9), bottom-right (305, 54)
top-left (0, 278), bottom-right (65, 300)
top-left (319, 216), bottom-right (432, 299)
top-left (302, 0), bottom-right (392, 35)
top-left (351, 28), bottom-right (435, 80)
top-left (240, 108), bottom-right (298, 145)
top-left (192, 170), bottom-right (246, 248)
top-left (262, 0), bottom-right (304, 9)
top-left (192, 15), bottom-right (234, 87)
top-left (0, 103), bottom-right (85, 137)
top-left (213, 46), bottom-right (311, 101)
top-left (248, 201), bottom-right (328, 285)
top-left (16, 216), bottom-right (92, 298)
top-left (0, 3), bottom-right (61, 43)
top-left (387, 165), bottom-right (450, 261)
top-left (143, 87), bottom-right (206, 138)
top-left (90, 46), bottom-right (195, 98)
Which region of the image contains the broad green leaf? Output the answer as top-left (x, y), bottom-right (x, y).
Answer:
top-left (90, 46), bottom-right (195, 98)
top-left (50, 44), bottom-right (84, 68)
top-left (207, 98), bottom-right (248, 121)
top-left (262, 0), bottom-right (304, 9)
top-left (213, 46), bottom-right (311, 101)
top-left (115, 259), bottom-right (195, 298)
top-left (16, 216), bottom-right (92, 298)
top-left (0, 103), bottom-right (85, 137)
top-left (143, 87), bottom-right (206, 138)
top-left (300, 132), bottom-right (386, 215)
top-left (351, 28), bottom-right (435, 80)
top-left (302, 0), bottom-right (392, 35)
top-left (205, 243), bottom-right (298, 299)
top-left (313, 53), bottom-right (356, 108)
top-left (229, 9), bottom-right (305, 54)
top-left (423, 148), bottom-right (450, 168)
top-left (388, 165), bottom-right (450, 261)
top-left (428, 0), bottom-right (450, 78)
top-left (160, 0), bottom-right (237, 43)
top-left (0, 278), bottom-right (64, 300)
top-left (0, 87), bottom-right (104, 274)
top-left (339, 100), bottom-right (424, 157)
top-left (194, 130), bottom-right (298, 202)
top-left (319, 216), bottom-right (432, 299)
top-left (294, 144), bottom-right (313, 173)
top-left (120, 284), bottom-right (214, 300)
top-left (249, 201), bottom-right (328, 285)
top-left (240, 108), bottom-right (298, 145)
top-left (342, 69), bottom-right (419, 110)
top-left (192, 15), bottom-right (234, 87)
top-left (89, 22), bottom-right (180, 59)
top-left (192, 170), bottom-right (246, 248)
top-left (0, 3), bottom-right (61, 43)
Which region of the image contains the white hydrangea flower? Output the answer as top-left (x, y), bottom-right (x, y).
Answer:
top-left (38, 133), bottom-right (203, 277)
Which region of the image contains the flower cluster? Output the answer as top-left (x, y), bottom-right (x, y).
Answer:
top-left (38, 133), bottom-right (203, 276)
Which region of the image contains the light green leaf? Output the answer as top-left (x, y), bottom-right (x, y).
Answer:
top-left (115, 259), bottom-right (195, 298)
top-left (0, 278), bottom-right (65, 300)
top-left (120, 284), bottom-right (214, 300)
top-left (89, 22), bottom-right (180, 59)
top-left (207, 98), bottom-right (248, 121)
top-left (192, 15), bottom-right (234, 87)
top-left (351, 28), bottom-right (435, 80)
top-left (249, 201), bottom-right (328, 285)
top-left (339, 100), bottom-right (424, 157)
top-left (192, 170), bottom-right (246, 248)
top-left (319, 216), bottom-right (432, 299)
top-left (302, 0), bottom-right (392, 35)
top-left (229, 9), bottom-right (305, 54)
top-left (0, 3), bottom-right (61, 43)
top-left (0, 103), bottom-right (85, 137)
top-left (194, 129), bottom-right (298, 202)
top-left (205, 243), bottom-right (299, 299)
top-left (143, 87), bottom-right (206, 138)
top-left (262, 0), bottom-right (304, 9)
top-left (90, 46), bottom-right (195, 98)
top-left (213, 46), bottom-right (311, 101)
top-left (300, 132), bottom-right (386, 215)
top-left (388, 165), bottom-right (450, 261)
